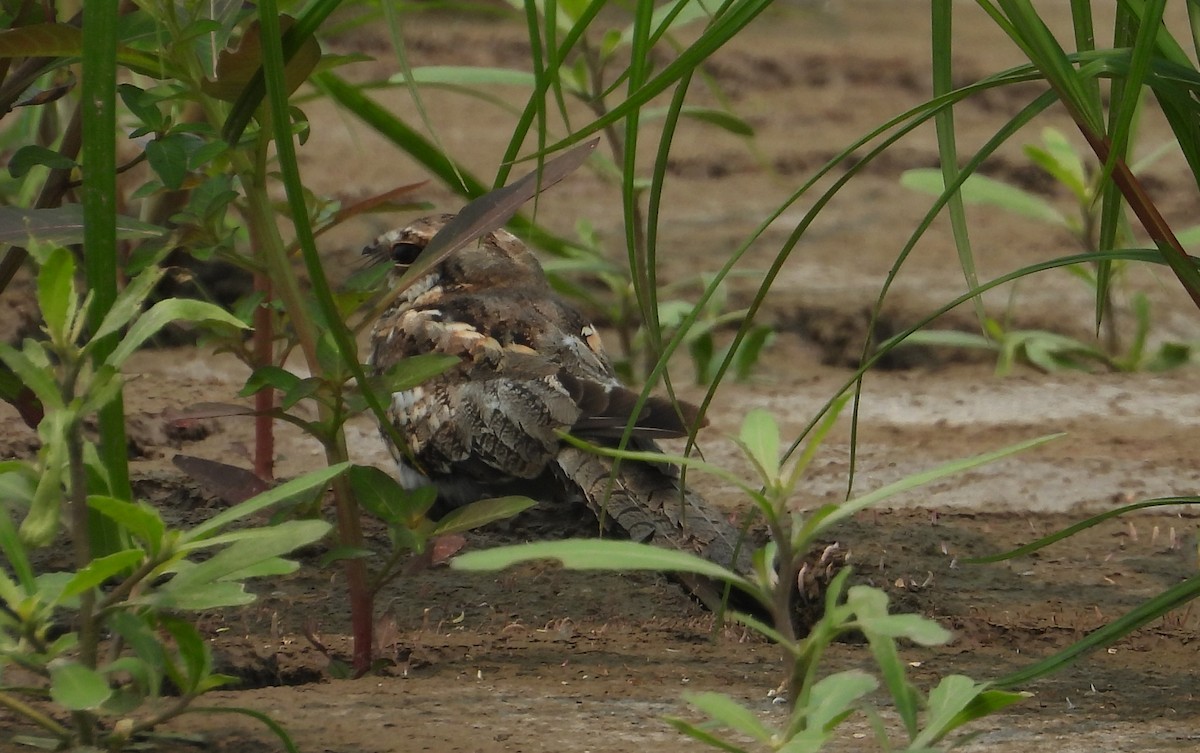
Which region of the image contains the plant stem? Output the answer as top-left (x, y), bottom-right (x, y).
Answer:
top-left (238, 142), bottom-right (373, 674)
top-left (0, 690), bottom-right (72, 741)
top-left (65, 412), bottom-right (97, 746)
top-left (252, 270), bottom-right (275, 480)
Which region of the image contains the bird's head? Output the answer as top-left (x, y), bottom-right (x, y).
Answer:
top-left (362, 213), bottom-right (546, 293)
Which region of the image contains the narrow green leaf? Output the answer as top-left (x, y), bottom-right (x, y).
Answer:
top-left (90, 264), bottom-right (167, 344)
top-left (374, 353), bottom-right (460, 394)
top-left (62, 549), bottom-right (144, 599)
top-left (184, 462), bottom-right (349, 541)
top-left (900, 168), bottom-right (1067, 226)
top-left (346, 464), bottom-right (436, 524)
top-left (8, 145), bottom-right (77, 178)
top-left (856, 613), bottom-right (952, 646)
top-left (106, 298), bottom-right (248, 368)
top-left (432, 495), bottom-right (536, 536)
top-left (387, 65), bottom-right (537, 87)
top-left (0, 345), bottom-right (60, 414)
top-left (163, 616), bottom-right (211, 693)
top-left (35, 248), bottom-right (74, 348)
top-left (736, 408), bottom-right (780, 486)
top-left (925, 679), bottom-right (1022, 746)
top-left (145, 134), bottom-right (190, 190)
top-left (49, 661), bottom-right (113, 710)
top-left (87, 495), bottom-right (165, 549)
top-left (146, 580), bottom-right (253, 610)
top-left (20, 420), bottom-right (67, 546)
top-left (643, 105), bottom-right (754, 136)
top-left (683, 692), bottom-right (773, 743)
top-left (165, 519), bottom-right (329, 593)
top-left (0, 509), bottom-right (35, 593)
top-left (452, 539), bottom-right (754, 591)
top-left (820, 434), bottom-right (1062, 529)
top-left (239, 365), bottom-right (302, 397)
top-left (806, 670), bottom-right (878, 731)
top-left (663, 716), bottom-right (752, 753)
top-left (219, 557), bottom-right (301, 581)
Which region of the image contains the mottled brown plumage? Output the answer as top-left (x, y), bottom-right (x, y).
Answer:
top-left (365, 214), bottom-right (753, 609)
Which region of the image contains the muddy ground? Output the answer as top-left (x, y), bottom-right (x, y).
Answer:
top-left (4, 1), bottom-right (1200, 751)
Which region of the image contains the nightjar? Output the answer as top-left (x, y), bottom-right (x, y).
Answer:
top-left (364, 214), bottom-right (754, 610)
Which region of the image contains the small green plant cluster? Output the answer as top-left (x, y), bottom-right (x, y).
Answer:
top-left (455, 404), bottom-right (1043, 750)
top-left (901, 127), bottom-right (1196, 373)
top-left (0, 248), bottom-right (337, 749)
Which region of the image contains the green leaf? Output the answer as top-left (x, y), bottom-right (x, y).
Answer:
top-left (912, 676), bottom-right (1028, 748)
top-left (163, 616), bottom-right (212, 694)
top-left (106, 298), bottom-right (248, 368)
top-left (146, 133), bottom-right (190, 190)
top-left (62, 549), bottom-right (144, 600)
top-left (87, 495), bottom-right (164, 549)
top-left (846, 585), bottom-right (919, 735)
top-left (0, 341), bottom-right (63, 410)
top-left (149, 581), bottom-right (253, 610)
top-left (737, 408), bottom-right (780, 486)
top-left (807, 670), bottom-right (878, 731)
top-left (279, 377), bottom-right (325, 411)
top-left (183, 462), bottom-right (349, 542)
top-left (20, 416), bottom-right (68, 546)
top-left (319, 545), bottom-right (374, 567)
top-left (900, 168), bottom-right (1067, 227)
top-left (108, 612), bottom-right (165, 696)
top-left (0, 464), bottom-right (36, 505)
top-left (0, 510), bottom-right (35, 594)
top-left (856, 613), bottom-right (952, 646)
top-left (49, 661), bottom-right (113, 710)
top-left (452, 539), bottom-right (754, 591)
top-left (76, 364), bottom-right (126, 418)
top-left (219, 556), bottom-right (301, 581)
top-left (346, 464), bottom-right (436, 524)
top-left (374, 353), bottom-right (460, 395)
top-left (643, 105), bottom-right (754, 136)
top-left (36, 245), bottom-right (74, 345)
top-left (732, 324), bottom-right (772, 380)
top-left (663, 716), bottom-right (751, 753)
top-left (163, 519), bottom-right (329, 594)
top-left (9, 145), bottom-right (76, 179)
top-left (387, 65), bottom-right (537, 87)
top-left (432, 495), bottom-right (536, 536)
top-left (90, 264), bottom-right (167, 343)
top-left (117, 83), bottom-right (164, 130)
top-left (820, 434), bottom-right (1062, 530)
top-left (1030, 126), bottom-right (1088, 199)
top-left (239, 365), bottom-right (302, 397)
top-left (683, 692), bottom-right (773, 743)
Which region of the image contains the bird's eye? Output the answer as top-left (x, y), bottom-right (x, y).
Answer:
top-left (390, 242), bottom-right (424, 265)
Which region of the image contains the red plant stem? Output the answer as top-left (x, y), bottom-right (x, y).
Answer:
top-left (253, 271), bottom-right (275, 481)
top-left (330, 470), bottom-right (373, 675)
top-left (1076, 126), bottom-right (1200, 313)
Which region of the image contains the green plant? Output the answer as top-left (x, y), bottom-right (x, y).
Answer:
top-left (853, 0), bottom-right (1200, 698)
top-left (656, 273), bottom-right (774, 386)
top-left (901, 126), bottom-right (1196, 372)
top-left (454, 406), bottom-right (1047, 750)
top-left (0, 246), bottom-right (337, 749)
top-left (903, 309), bottom-right (1192, 375)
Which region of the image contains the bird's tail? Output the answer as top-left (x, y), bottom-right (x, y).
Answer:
top-left (553, 446), bottom-right (757, 613)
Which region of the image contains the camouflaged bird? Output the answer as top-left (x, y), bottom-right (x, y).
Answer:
top-left (364, 214), bottom-right (756, 610)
